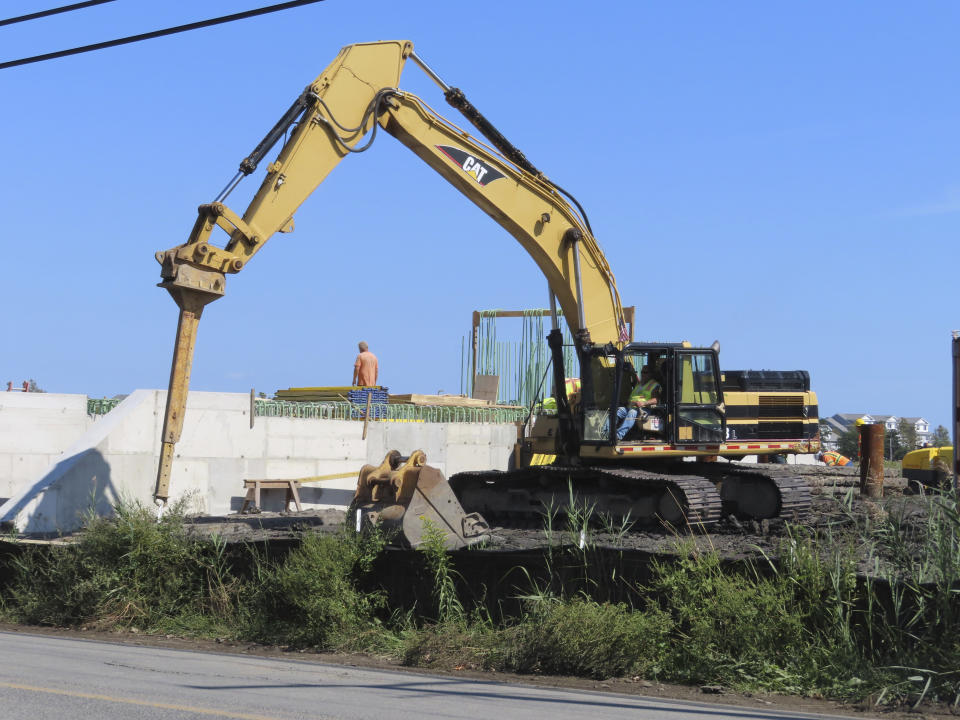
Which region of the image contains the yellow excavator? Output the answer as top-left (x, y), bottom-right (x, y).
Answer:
top-left (154, 41), bottom-right (820, 547)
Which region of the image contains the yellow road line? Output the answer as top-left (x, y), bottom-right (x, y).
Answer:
top-left (0, 681), bottom-right (300, 720)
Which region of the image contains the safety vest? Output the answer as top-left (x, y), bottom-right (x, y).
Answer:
top-left (539, 378), bottom-right (580, 412)
top-left (823, 451), bottom-right (852, 466)
top-left (630, 379), bottom-right (660, 404)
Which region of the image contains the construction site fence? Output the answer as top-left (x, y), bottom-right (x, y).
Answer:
top-left (87, 397), bottom-right (528, 424)
top-left (254, 399), bottom-right (527, 424)
top-left (88, 397), bottom-right (122, 416)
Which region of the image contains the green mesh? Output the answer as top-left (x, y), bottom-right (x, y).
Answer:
top-left (254, 399), bottom-right (526, 424)
top-left (87, 397), bottom-right (122, 416)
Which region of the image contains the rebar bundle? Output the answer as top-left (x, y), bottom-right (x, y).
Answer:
top-left (461, 309), bottom-right (575, 407)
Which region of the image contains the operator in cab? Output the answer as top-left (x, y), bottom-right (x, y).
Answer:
top-left (607, 364), bottom-right (661, 441)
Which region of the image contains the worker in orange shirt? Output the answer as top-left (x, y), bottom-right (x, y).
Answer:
top-left (819, 450), bottom-right (853, 467)
top-left (352, 341), bottom-right (379, 387)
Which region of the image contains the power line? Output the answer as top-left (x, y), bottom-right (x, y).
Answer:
top-left (0, 0), bottom-right (325, 70)
top-left (0, 0), bottom-right (116, 28)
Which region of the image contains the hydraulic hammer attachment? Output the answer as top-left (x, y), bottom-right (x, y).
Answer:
top-left (352, 450), bottom-right (490, 550)
top-left (153, 280), bottom-right (223, 506)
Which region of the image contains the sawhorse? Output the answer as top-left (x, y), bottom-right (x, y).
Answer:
top-left (240, 479), bottom-right (302, 513)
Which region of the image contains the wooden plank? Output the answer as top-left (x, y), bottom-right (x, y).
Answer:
top-left (387, 393), bottom-right (522, 409)
top-left (472, 374), bottom-right (499, 402)
top-left (388, 393), bottom-right (491, 407)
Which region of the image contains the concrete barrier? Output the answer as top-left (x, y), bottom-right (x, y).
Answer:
top-left (0, 390), bottom-right (518, 535)
top-left (0, 392), bottom-right (93, 503)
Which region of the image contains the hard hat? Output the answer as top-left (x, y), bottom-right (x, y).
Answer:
top-left (854, 418), bottom-right (866, 426)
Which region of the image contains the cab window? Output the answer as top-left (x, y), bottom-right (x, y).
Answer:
top-left (581, 354), bottom-right (617, 442)
top-left (678, 353), bottom-right (719, 405)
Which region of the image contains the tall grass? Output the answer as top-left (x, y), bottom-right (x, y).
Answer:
top-left (244, 527), bottom-right (388, 650)
top-left (1, 500), bottom-right (244, 635)
top-left (3, 492), bottom-right (960, 708)
top-left (0, 499), bottom-right (388, 650)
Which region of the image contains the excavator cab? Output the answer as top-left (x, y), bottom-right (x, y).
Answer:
top-left (578, 343), bottom-right (726, 446)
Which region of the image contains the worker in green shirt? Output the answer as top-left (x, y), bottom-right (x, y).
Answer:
top-left (606, 365), bottom-right (661, 441)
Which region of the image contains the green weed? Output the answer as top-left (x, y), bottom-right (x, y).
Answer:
top-left (244, 528), bottom-right (387, 651)
top-left (2, 499), bottom-right (243, 636)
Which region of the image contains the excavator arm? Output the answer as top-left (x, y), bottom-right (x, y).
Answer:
top-left (154, 40), bottom-right (625, 504)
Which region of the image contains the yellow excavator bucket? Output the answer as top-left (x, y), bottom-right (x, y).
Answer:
top-left (351, 450), bottom-right (489, 550)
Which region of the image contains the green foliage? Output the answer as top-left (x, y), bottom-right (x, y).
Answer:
top-left (643, 537), bottom-right (864, 695)
top-left (416, 521), bottom-right (465, 625)
top-left (6, 492), bottom-right (960, 707)
top-left (400, 597), bottom-right (670, 680)
top-left (932, 425), bottom-right (951, 447)
top-left (858, 492), bottom-right (960, 702)
top-left (837, 426), bottom-right (860, 459)
top-left (245, 528), bottom-right (387, 650)
top-left (897, 419), bottom-right (918, 455)
top-left (501, 598), bottom-right (670, 679)
top-left (3, 500), bottom-right (243, 634)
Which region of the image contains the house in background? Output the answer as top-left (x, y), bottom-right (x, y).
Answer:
top-left (902, 417), bottom-right (932, 445)
top-left (819, 416), bottom-right (848, 451)
top-left (827, 413), bottom-right (932, 449)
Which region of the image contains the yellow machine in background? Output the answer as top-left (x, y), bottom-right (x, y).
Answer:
top-left (902, 446), bottom-right (954, 492)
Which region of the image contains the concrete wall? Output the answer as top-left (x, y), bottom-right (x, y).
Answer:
top-left (0, 392), bottom-right (94, 502)
top-left (0, 390), bottom-right (518, 535)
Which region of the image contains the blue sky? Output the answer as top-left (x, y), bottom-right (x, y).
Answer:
top-left (2, 1), bottom-right (957, 430)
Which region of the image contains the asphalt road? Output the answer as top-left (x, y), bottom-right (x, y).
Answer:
top-left (0, 631), bottom-right (855, 720)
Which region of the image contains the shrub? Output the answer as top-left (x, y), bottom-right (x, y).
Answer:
top-left (4, 500), bottom-right (243, 634)
top-left (502, 597), bottom-right (671, 678)
top-left (244, 529), bottom-right (386, 650)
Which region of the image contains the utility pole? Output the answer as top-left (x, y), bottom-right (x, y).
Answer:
top-left (952, 331), bottom-right (959, 491)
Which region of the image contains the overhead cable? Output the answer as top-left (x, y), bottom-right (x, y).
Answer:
top-left (0, 0), bottom-right (116, 28)
top-left (0, 0), bottom-right (325, 70)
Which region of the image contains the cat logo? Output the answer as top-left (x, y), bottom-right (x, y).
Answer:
top-left (436, 145), bottom-right (505, 186)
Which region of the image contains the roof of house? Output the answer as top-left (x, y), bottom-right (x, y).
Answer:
top-left (831, 413), bottom-right (932, 430)
top-left (823, 417), bottom-right (847, 434)
top-left (833, 413), bottom-right (867, 423)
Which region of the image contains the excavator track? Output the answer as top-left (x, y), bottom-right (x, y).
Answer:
top-left (448, 461), bottom-right (812, 534)
top-left (448, 465), bottom-right (723, 531)
top-left (666, 463), bottom-right (813, 522)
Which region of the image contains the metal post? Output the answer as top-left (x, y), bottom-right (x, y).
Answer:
top-left (547, 283), bottom-right (559, 332)
top-left (564, 229), bottom-right (587, 333)
top-left (953, 331), bottom-right (960, 491)
top-left (409, 51), bottom-right (451, 92)
top-left (362, 391), bottom-right (372, 440)
top-left (471, 311), bottom-right (479, 398)
top-left (547, 286), bottom-right (559, 397)
top-left (859, 423), bottom-right (884, 498)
